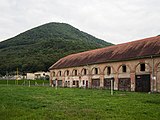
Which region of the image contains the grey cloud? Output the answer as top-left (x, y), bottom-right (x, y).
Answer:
top-left (0, 0), bottom-right (160, 44)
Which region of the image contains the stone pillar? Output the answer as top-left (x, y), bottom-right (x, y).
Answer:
top-left (70, 77), bottom-right (73, 88)
top-left (79, 76), bottom-right (82, 88)
top-left (130, 72), bottom-right (135, 91)
top-left (62, 77), bottom-right (65, 87)
top-left (156, 71), bottom-right (160, 92)
top-left (88, 67), bottom-right (92, 88)
top-left (150, 70), bottom-right (156, 92)
top-left (114, 73), bottom-right (118, 90)
top-left (100, 74), bottom-right (104, 88)
top-left (88, 74), bottom-right (92, 88)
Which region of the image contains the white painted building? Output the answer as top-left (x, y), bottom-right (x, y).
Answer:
top-left (26, 72), bottom-right (50, 80)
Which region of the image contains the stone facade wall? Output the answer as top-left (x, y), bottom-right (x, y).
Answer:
top-left (50, 57), bottom-right (160, 92)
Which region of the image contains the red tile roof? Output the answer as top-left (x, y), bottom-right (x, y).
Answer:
top-left (49, 36), bottom-right (160, 69)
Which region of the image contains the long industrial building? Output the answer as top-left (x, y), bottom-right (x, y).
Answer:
top-left (49, 36), bottom-right (160, 92)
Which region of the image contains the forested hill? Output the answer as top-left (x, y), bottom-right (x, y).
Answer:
top-left (0, 22), bottom-right (113, 75)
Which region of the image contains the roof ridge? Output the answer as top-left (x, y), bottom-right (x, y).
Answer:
top-left (65, 35), bottom-right (159, 57)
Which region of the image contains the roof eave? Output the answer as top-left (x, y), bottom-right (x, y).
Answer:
top-left (49, 54), bottom-right (160, 70)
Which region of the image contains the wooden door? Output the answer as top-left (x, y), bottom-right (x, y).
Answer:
top-left (104, 78), bottom-right (114, 89)
top-left (76, 81), bottom-right (79, 88)
top-left (92, 79), bottom-right (100, 88)
top-left (58, 80), bottom-right (62, 87)
top-left (86, 80), bottom-right (88, 88)
top-left (118, 78), bottom-right (131, 91)
top-left (135, 74), bottom-right (150, 92)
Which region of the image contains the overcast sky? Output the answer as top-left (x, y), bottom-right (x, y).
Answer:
top-left (0, 0), bottom-right (160, 44)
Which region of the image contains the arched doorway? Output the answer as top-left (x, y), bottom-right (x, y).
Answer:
top-left (103, 66), bottom-right (114, 89)
top-left (135, 63), bottom-right (151, 92)
top-left (117, 64), bottom-right (131, 91)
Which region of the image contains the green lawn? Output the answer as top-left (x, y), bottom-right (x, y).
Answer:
top-left (0, 86), bottom-right (160, 120)
top-left (0, 79), bottom-right (49, 86)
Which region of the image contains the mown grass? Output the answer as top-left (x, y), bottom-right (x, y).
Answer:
top-left (0, 86), bottom-right (160, 120)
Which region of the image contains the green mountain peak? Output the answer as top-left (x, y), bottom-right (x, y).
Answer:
top-left (0, 22), bottom-right (113, 75)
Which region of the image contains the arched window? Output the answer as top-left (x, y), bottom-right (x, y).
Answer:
top-left (65, 70), bottom-right (69, 76)
top-left (82, 68), bottom-right (87, 75)
top-left (122, 65), bottom-right (126, 73)
top-left (107, 66), bottom-right (111, 75)
top-left (93, 68), bottom-right (99, 74)
top-left (58, 71), bottom-right (62, 76)
top-left (75, 70), bottom-right (77, 76)
top-left (73, 69), bottom-right (78, 76)
top-left (140, 63), bottom-right (145, 71)
top-left (84, 69), bottom-right (87, 75)
top-left (67, 70), bottom-right (69, 76)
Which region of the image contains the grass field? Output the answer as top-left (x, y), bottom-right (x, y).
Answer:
top-left (0, 86), bottom-right (160, 120)
top-left (0, 79), bottom-right (49, 86)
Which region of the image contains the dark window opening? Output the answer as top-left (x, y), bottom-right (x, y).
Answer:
top-left (83, 80), bottom-right (85, 85)
top-left (107, 67), bottom-right (111, 75)
top-left (95, 68), bottom-right (98, 74)
top-left (140, 63), bottom-right (145, 71)
top-left (73, 81), bottom-right (75, 85)
top-left (122, 65), bottom-right (126, 73)
top-left (75, 70), bottom-right (77, 76)
top-left (84, 69), bottom-right (87, 75)
top-left (59, 71), bottom-right (62, 76)
top-left (67, 70), bottom-right (69, 76)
